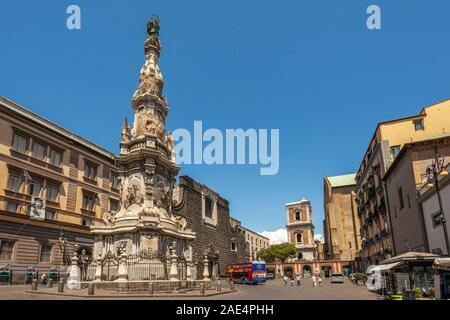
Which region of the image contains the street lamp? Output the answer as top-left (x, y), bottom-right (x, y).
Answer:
top-left (425, 152), bottom-right (449, 256)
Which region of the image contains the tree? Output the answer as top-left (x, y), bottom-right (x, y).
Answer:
top-left (256, 243), bottom-right (296, 263)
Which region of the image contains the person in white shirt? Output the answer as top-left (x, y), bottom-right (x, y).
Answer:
top-left (311, 274), bottom-right (317, 287)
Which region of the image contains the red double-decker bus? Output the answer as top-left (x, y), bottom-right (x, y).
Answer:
top-left (225, 261), bottom-right (267, 284)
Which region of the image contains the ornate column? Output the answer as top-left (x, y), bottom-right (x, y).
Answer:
top-left (185, 243), bottom-right (193, 281)
top-left (203, 255), bottom-right (210, 280)
top-left (67, 252), bottom-right (81, 290)
top-left (116, 253), bottom-right (128, 282)
top-left (94, 253), bottom-right (103, 282)
top-left (169, 241), bottom-right (179, 281)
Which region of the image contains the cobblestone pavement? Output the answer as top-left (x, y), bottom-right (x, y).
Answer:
top-left (0, 278), bottom-right (379, 300)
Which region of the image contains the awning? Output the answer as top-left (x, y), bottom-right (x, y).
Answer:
top-left (377, 261), bottom-right (403, 272)
top-left (434, 258), bottom-right (450, 270)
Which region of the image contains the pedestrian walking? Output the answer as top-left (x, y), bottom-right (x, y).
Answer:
top-left (318, 275), bottom-right (322, 287)
top-left (40, 273), bottom-right (48, 285)
top-left (290, 276), bottom-right (294, 286)
top-left (311, 274), bottom-right (317, 287)
top-left (296, 274), bottom-right (301, 286)
top-left (283, 275), bottom-right (288, 286)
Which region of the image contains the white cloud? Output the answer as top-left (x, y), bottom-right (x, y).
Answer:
top-left (314, 233), bottom-right (324, 243)
top-left (258, 228), bottom-right (288, 245)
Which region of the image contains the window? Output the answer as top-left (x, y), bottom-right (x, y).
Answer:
top-left (46, 184), bottom-right (59, 202)
top-left (110, 199), bottom-right (119, 212)
top-left (414, 119), bottom-right (424, 131)
top-left (230, 242), bottom-right (237, 252)
top-left (204, 197), bottom-right (213, 218)
top-left (40, 244), bottom-right (52, 262)
top-left (398, 187), bottom-right (404, 209)
top-left (5, 202), bottom-right (19, 213)
top-left (32, 141), bottom-right (46, 160)
top-left (0, 240), bottom-right (15, 260)
top-left (295, 210), bottom-right (300, 221)
top-left (45, 209), bottom-right (57, 221)
top-left (13, 133), bottom-right (27, 153)
top-left (111, 174), bottom-right (119, 189)
top-left (296, 233), bottom-right (303, 243)
top-left (81, 216), bottom-right (92, 227)
top-left (28, 180), bottom-right (42, 198)
top-left (7, 173), bottom-right (22, 192)
top-left (390, 146), bottom-right (401, 159)
top-left (84, 162), bottom-right (97, 180)
top-left (49, 149), bottom-right (62, 166)
top-left (82, 193), bottom-right (96, 211)
top-left (432, 212), bottom-right (444, 228)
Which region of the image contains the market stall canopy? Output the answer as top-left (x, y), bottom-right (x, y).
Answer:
top-left (377, 261), bottom-right (403, 272)
top-left (367, 261), bottom-right (402, 273)
top-left (381, 251), bottom-right (439, 265)
top-left (434, 258), bottom-right (450, 271)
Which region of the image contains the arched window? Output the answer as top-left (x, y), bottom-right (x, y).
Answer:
top-left (296, 233), bottom-right (303, 244)
top-left (295, 210), bottom-right (300, 221)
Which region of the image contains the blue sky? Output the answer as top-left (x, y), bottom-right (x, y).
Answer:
top-left (1, 1), bottom-right (450, 239)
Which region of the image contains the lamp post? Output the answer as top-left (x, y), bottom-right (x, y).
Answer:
top-left (425, 151), bottom-right (449, 256)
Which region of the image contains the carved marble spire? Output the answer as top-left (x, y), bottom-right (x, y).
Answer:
top-left (130, 16), bottom-right (167, 143)
top-left (120, 116), bottom-right (130, 144)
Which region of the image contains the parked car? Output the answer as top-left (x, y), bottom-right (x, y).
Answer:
top-left (330, 273), bottom-right (344, 283)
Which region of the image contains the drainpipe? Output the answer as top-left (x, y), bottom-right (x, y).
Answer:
top-left (382, 180), bottom-right (397, 257)
top-left (417, 198), bottom-right (430, 253)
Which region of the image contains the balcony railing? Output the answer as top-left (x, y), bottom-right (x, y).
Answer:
top-left (368, 187), bottom-right (376, 200)
top-left (0, 195), bottom-right (101, 226)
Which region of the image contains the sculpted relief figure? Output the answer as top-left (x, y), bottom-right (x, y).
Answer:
top-left (165, 131), bottom-right (174, 154)
top-left (174, 215), bottom-right (187, 231)
top-left (103, 211), bottom-right (116, 225)
top-left (116, 241), bottom-right (128, 256)
top-left (124, 181), bottom-right (144, 209)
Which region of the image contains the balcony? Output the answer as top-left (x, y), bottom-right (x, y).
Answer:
top-left (368, 187), bottom-right (376, 200)
top-left (376, 183), bottom-right (383, 194)
top-left (358, 205), bottom-right (365, 218)
top-left (83, 176), bottom-right (98, 186)
top-left (378, 199), bottom-right (386, 213)
top-left (373, 207), bottom-right (379, 218)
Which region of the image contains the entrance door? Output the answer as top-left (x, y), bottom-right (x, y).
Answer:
top-left (303, 265), bottom-right (312, 278)
top-left (284, 267), bottom-right (293, 278)
top-left (342, 265), bottom-right (352, 277)
top-left (321, 266), bottom-right (332, 278)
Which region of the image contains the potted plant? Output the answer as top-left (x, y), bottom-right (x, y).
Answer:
top-left (353, 272), bottom-right (365, 285)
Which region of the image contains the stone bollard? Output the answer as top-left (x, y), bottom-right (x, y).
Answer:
top-left (58, 279), bottom-right (64, 293)
top-left (216, 281), bottom-right (221, 293)
top-left (88, 283), bottom-right (95, 296)
top-left (47, 278), bottom-right (53, 288)
top-left (31, 279), bottom-right (38, 291)
top-left (148, 282), bottom-right (154, 295)
top-left (199, 283), bottom-right (205, 295)
top-left (230, 280), bottom-right (234, 291)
